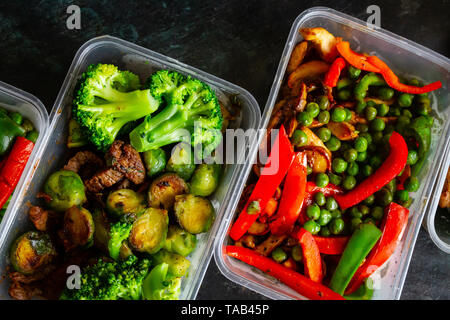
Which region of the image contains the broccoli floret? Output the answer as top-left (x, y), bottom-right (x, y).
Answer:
top-left (60, 255), bottom-right (151, 300)
top-left (108, 221), bottom-right (132, 260)
top-left (129, 70), bottom-right (223, 159)
top-left (73, 64), bottom-right (160, 151)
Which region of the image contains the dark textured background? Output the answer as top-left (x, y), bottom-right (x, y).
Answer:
top-left (0, 0), bottom-right (448, 300)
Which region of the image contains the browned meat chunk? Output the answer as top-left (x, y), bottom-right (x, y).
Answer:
top-left (63, 150), bottom-right (104, 173)
top-left (107, 140), bottom-right (145, 185)
top-left (28, 206), bottom-right (53, 231)
top-left (439, 167), bottom-right (450, 208)
top-left (8, 280), bottom-right (42, 300)
top-left (84, 167), bottom-right (124, 193)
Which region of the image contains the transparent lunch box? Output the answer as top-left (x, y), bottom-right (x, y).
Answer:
top-left (214, 7), bottom-right (450, 300)
top-left (0, 36), bottom-right (261, 300)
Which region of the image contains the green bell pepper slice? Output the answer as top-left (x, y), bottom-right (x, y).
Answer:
top-left (344, 278), bottom-right (374, 300)
top-left (0, 113), bottom-right (26, 156)
top-left (354, 73), bottom-right (386, 101)
top-left (405, 115), bottom-right (433, 176)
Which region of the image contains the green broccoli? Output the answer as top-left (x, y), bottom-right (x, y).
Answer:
top-left (129, 70), bottom-right (223, 159)
top-left (73, 64), bottom-right (160, 151)
top-left (108, 221), bottom-right (133, 260)
top-left (60, 255), bottom-right (150, 300)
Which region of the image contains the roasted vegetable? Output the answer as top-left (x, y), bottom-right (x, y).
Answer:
top-left (151, 250), bottom-right (190, 278)
top-left (129, 207), bottom-right (169, 254)
top-left (43, 170), bottom-right (87, 212)
top-left (174, 194), bottom-right (215, 234)
top-left (299, 27), bottom-right (339, 62)
top-left (0, 111), bottom-right (27, 156)
top-left (148, 173), bottom-right (189, 210)
top-left (142, 263), bottom-right (181, 300)
top-left (62, 205), bottom-right (95, 248)
top-left (287, 60), bottom-right (329, 89)
top-left (10, 231), bottom-right (56, 275)
top-left (106, 189), bottom-right (146, 221)
top-left (67, 118), bottom-right (88, 148)
top-left (166, 143), bottom-right (196, 181)
top-left (163, 225), bottom-right (197, 257)
top-left (143, 148), bottom-right (167, 177)
top-left (189, 163), bottom-right (221, 197)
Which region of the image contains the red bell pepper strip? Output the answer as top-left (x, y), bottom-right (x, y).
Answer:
top-left (335, 131), bottom-right (408, 210)
top-left (313, 236), bottom-right (349, 255)
top-left (299, 182), bottom-right (343, 224)
top-left (0, 137), bottom-right (34, 209)
top-left (324, 57), bottom-right (346, 87)
top-left (291, 228), bottom-right (323, 283)
top-left (345, 202), bottom-right (409, 294)
top-left (269, 152), bottom-right (307, 235)
top-left (336, 42), bottom-right (380, 73)
top-left (226, 245), bottom-right (345, 300)
top-left (367, 56), bottom-right (442, 94)
top-left (229, 126), bottom-right (295, 240)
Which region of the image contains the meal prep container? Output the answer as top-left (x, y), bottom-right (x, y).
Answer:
top-left (214, 7), bottom-right (450, 300)
top-left (0, 36), bottom-right (261, 300)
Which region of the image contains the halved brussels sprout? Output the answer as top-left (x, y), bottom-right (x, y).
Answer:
top-left (189, 164), bottom-right (221, 197)
top-left (163, 225), bottom-right (197, 257)
top-left (143, 148), bottom-right (167, 177)
top-left (166, 144), bottom-right (196, 181)
top-left (63, 205), bottom-right (95, 247)
top-left (174, 194), bottom-right (215, 234)
top-left (148, 173), bottom-right (188, 210)
top-left (10, 231), bottom-right (56, 275)
top-left (43, 170), bottom-right (86, 212)
top-left (129, 208), bottom-right (169, 254)
top-left (151, 250), bottom-right (190, 278)
top-left (106, 189), bottom-right (146, 220)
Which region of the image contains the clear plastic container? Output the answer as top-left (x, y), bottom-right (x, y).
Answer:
top-left (0, 36), bottom-right (261, 300)
top-left (214, 7), bottom-right (450, 300)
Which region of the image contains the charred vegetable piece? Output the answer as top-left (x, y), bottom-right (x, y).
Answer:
top-left (143, 148), bottom-right (167, 177)
top-left (67, 118), bottom-right (88, 148)
top-left (148, 173), bottom-right (189, 210)
top-left (10, 231), bottom-right (56, 275)
top-left (163, 225), bottom-right (197, 257)
top-left (189, 163), bottom-right (221, 197)
top-left (43, 170), bottom-right (87, 212)
top-left (129, 207), bottom-right (169, 254)
top-left (63, 205), bottom-right (95, 248)
top-left (151, 250), bottom-right (190, 278)
top-left (166, 144), bottom-right (196, 181)
top-left (106, 189), bottom-right (146, 221)
top-left (174, 194), bottom-right (215, 234)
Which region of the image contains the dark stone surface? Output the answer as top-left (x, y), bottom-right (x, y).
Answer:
top-left (0, 0), bottom-right (448, 300)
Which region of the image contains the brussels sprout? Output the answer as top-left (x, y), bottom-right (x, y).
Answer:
top-left (63, 205), bottom-right (95, 248)
top-left (10, 231), bottom-right (56, 275)
top-left (92, 208), bottom-right (110, 252)
top-left (129, 208), bottom-right (169, 254)
top-left (166, 144), bottom-right (196, 181)
top-left (142, 263), bottom-right (181, 300)
top-left (174, 194), bottom-right (215, 234)
top-left (189, 164), bottom-right (221, 197)
top-left (148, 173), bottom-right (189, 210)
top-left (43, 170), bottom-right (86, 212)
top-left (151, 250), bottom-right (190, 278)
top-left (163, 225), bottom-right (197, 257)
top-left (106, 189), bottom-right (146, 220)
top-left (143, 148), bottom-right (167, 177)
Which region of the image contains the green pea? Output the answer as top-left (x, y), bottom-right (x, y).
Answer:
top-left (385, 179), bottom-right (397, 194)
top-left (318, 110), bottom-right (330, 124)
top-left (318, 95), bottom-right (330, 110)
top-left (366, 100), bottom-right (377, 108)
top-left (320, 226), bottom-right (331, 237)
top-left (358, 205), bottom-right (370, 216)
top-left (376, 188), bottom-right (393, 206)
top-left (359, 132), bottom-right (372, 145)
top-left (375, 104), bottom-right (389, 117)
top-left (398, 93), bottom-right (413, 107)
top-left (291, 246), bottom-right (303, 262)
top-left (356, 151), bottom-right (368, 163)
top-left (396, 190), bottom-right (410, 202)
top-left (318, 209), bottom-right (332, 226)
top-left (390, 106), bottom-right (401, 116)
top-left (314, 192), bottom-right (326, 206)
top-left (343, 175), bottom-right (357, 190)
top-left (344, 108), bottom-right (353, 121)
top-left (415, 96), bottom-right (431, 115)
top-left (406, 150), bottom-right (418, 166)
top-left (307, 204), bottom-right (321, 220)
top-left (290, 130), bottom-right (308, 147)
top-left (315, 173), bottom-right (329, 188)
top-left (337, 90), bottom-right (351, 101)
top-left (377, 87), bottom-right (395, 100)
top-left (9, 112), bottom-right (23, 125)
top-left (303, 220), bottom-right (320, 235)
top-left (361, 164), bottom-right (373, 177)
top-left (356, 123), bottom-right (369, 133)
top-left (330, 218), bottom-right (345, 235)
top-left (326, 136), bottom-right (341, 152)
top-left (297, 112), bottom-right (313, 126)
top-left (396, 115), bottom-right (411, 132)
top-left (325, 197), bottom-right (339, 211)
top-left (330, 209), bottom-right (341, 219)
top-left (332, 158), bottom-right (348, 174)
top-left (344, 148), bottom-right (358, 162)
top-left (331, 107), bottom-right (347, 122)
top-left (351, 218), bottom-right (363, 231)
top-left (346, 162), bottom-right (359, 176)
top-left (370, 118), bottom-right (385, 132)
top-left (348, 66), bottom-right (361, 79)
top-left (402, 109), bottom-right (413, 118)
top-left (271, 247), bottom-right (287, 263)
top-left (354, 137), bottom-right (368, 152)
top-left (370, 206), bottom-right (384, 220)
top-left (369, 155), bottom-right (382, 169)
top-left (356, 100), bottom-right (367, 115)
top-left (350, 207), bottom-right (363, 219)
top-left (328, 173), bottom-right (342, 186)
top-left (404, 177), bottom-right (420, 192)
top-left (317, 127), bottom-right (331, 142)
top-left (306, 102), bottom-right (320, 118)
top-left (365, 106), bottom-right (377, 121)
top-left (363, 194), bottom-right (375, 206)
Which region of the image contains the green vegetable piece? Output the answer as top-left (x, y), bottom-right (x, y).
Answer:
top-left (142, 263), bottom-right (182, 300)
top-left (346, 162), bottom-right (359, 176)
top-left (25, 130), bottom-right (39, 143)
top-left (166, 144), bottom-right (196, 180)
top-left (354, 73), bottom-right (386, 101)
top-left (67, 118), bottom-right (88, 148)
top-left (404, 115), bottom-right (432, 176)
top-left (106, 189), bottom-right (146, 221)
top-left (21, 119), bottom-right (34, 133)
top-left (325, 197), bottom-right (338, 211)
top-left (342, 175), bottom-right (356, 190)
top-left (314, 191), bottom-right (326, 206)
top-left (318, 209), bottom-right (332, 226)
top-left (271, 247), bottom-right (288, 263)
top-left (376, 103), bottom-right (390, 117)
top-left (0, 112), bottom-right (27, 156)
top-left (108, 221), bottom-right (133, 260)
top-left (370, 206), bottom-right (384, 220)
top-left (398, 93), bottom-right (414, 107)
top-left (331, 107), bottom-right (347, 122)
top-left (330, 218), bottom-right (345, 235)
top-left (336, 78), bottom-right (352, 91)
top-left (344, 279), bottom-right (374, 300)
top-left (151, 250), bottom-right (190, 278)
top-left (291, 245), bottom-right (303, 262)
top-left (317, 127), bottom-right (331, 142)
top-left (303, 220), bottom-right (320, 235)
top-left (307, 204), bottom-right (321, 220)
top-left (315, 173), bottom-right (329, 188)
top-left (63, 205), bottom-right (95, 248)
top-left (9, 112), bottom-right (23, 125)
top-left (189, 163), bottom-right (221, 197)
top-left (143, 148), bottom-right (167, 177)
top-left (43, 170), bottom-right (86, 211)
top-left (370, 118), bottom-right (385, 132)
top-left (347, 66), bottom-right (361, 80)
top-left (404, 176), bottom-right (420, 192)
top-left (328, 173), bottom-right (342, 186)
top-left (377, 87), bottom-right (394, 100)
top-left (376, 188), bottom-right (393, 207)
top-left (332, 158), bottom-right (348, 174)
top-left (291, 130), bottom-right (308, 147)
top-left (325, 136), bottom-right (341, 152)
top-left (297, 111), bottom-right (313, 126)
top-left (318, 110), bottom-right (330, 124)
top-left (164, 225), bottom-right (197, 257)
top-left (354, 137), bottom-right (368, 153)
top-left (365, 106), bottom-right (377, 121)
top-left (317, 95), bottom-right (330, 110)
top-left (306, 102), bottom-right (320, 118)
top-left (174, 194), bottom-right (215, 234)
top-left (344, 149), bottom-right (358, 162)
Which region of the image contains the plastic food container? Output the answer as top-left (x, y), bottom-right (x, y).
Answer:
top-left (0, 81), bottom-right (49, 247)
top-left (0, 36), bottom-right (261, 300)
top-left (214, 7), bottom-right (450, 300)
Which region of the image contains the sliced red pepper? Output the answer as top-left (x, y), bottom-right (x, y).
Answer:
top-left (299, 182), bottom-right (343, 224)
top-left (0, 137), bottom-right (34, 209)
top-left (229, 126), bottom-right (295, 240)
top-left (291, 228), bottom-right (323, 283)
top-left (324, 57), bottom-right (346, 87)
top-left (269, 152), bottom-right (307, 235)
top-left (336, 42), bottom-right (380, 73)
top-left (226, 245), bottom-right (345, 300)
top-left (367, 56), bottom-right (442, 94)
top-left (345, 202), bottom-right (409, 294)
top-left (313, 236), bottom-right (349, 255)
top-left (335, 131), bottom-right (408, 210)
